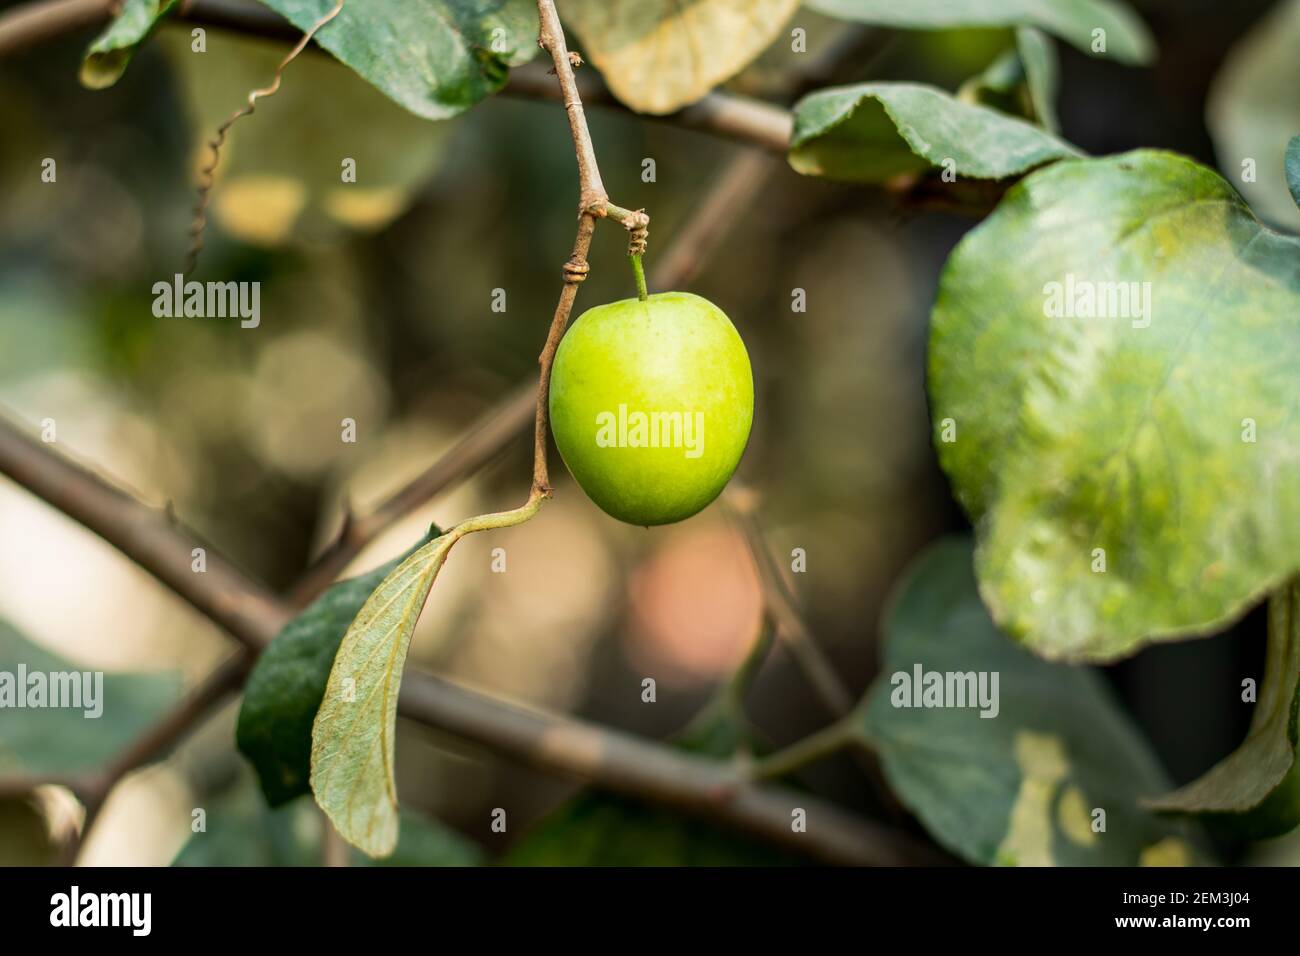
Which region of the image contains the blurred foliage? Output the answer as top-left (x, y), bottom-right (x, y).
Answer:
top-left (0, 797), bottom-right (60, 866)
top-left (0, 620), bottom-right (179, 775)
top-left (255, 0), bottom-right (538, 120)
top-left (237, 526), bottom-right (438, 806)
top-left (788, 81), bottom-right (1077, 182)
top-left (173, 769), bottom-right (482, 866)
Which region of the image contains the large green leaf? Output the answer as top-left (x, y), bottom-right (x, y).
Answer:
top-left (257, 0), bottom-right (539, 120)
top-left (0, 620), bottom-right (180, 775)
top-left (310, 531), bottom-right (461, 857)
top-left (237, 528), bottom-right (438, 807)
top-left (561, 0), bottom-right (801, 114)
top-left (174, 775), bottom-right (481, 866)
top-left (1206, 0), bottom-right (1300, 232)
top-left (808, 0), bottom-right (1154, 65)
top-left (789, 82), bottom-right (1079, 183)
top-left (1145, 581), bottom-right (1300, 839)
top-left (929, 150), bottom-right (1300, 662)
top-left (79, 0), bottom-right (177, 89)
top-left (955, 29), bottom-right (1059, 132)
top-left (860, 538), bottom-right (1202, 865)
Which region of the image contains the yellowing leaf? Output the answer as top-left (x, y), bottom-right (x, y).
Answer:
top-left (562, 0), bottom-right (801, 114)
top-left (309, 533), bottom-right (460, 857)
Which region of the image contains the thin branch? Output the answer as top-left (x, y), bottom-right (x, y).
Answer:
top-left (0, 0), bottom-right (112, 58)
top-left (725, 486), bottom-right (856, 716)
top-left (724, 485), bottom-right (909, 821)
top-left (530, 0), bottom-right (611, 498)
top-left (650, 151), bottom-right (776, 290)
top-left (286, 383), bottom-right (536, 606)
top-left (396, 668), bottom-right (945, 865)
top-left (185, 0), bottom-right (344, 275)
top-left (0, 415), bottom-right (941, 865)
top-left (289, 151), bottom-right (771, 601)
top-left (0, 0), bottom-right (794, 154)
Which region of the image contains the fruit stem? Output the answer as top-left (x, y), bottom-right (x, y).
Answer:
top-left (630, 253), bottom-right (649, 301)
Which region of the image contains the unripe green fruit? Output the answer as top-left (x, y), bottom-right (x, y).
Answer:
top-left (549, 291), bottom-right (754, 526)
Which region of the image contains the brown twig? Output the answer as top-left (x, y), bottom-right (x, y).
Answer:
top-left (0, 415), bottom-right (939, 865)
top-left (650, 151), bottom-right (776, 289)
top-left (503, 61), bottom-right (793, 153)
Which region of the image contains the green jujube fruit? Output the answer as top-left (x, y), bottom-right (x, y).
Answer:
top-left (548, 291), bottom-right (755, 526)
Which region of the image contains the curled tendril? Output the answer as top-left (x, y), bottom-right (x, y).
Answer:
top-left (184, 0), bottom-right (346, 275)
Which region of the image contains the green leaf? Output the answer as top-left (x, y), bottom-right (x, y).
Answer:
top-left (174, 774), bottom-right (481, 866)
top-left (309, 531), bottom-right (461, 857)
top-left (162, 29), bottom-right (448, 246)
top-left (1145, 581), bottom-right (1300, 839)
top-left (789, 82), bottom-right (1080, 183)
top-left (929, 150), bottom-right (1300, 661)
top-left (0, 620), bottom-right (180, 775)
top-left (79, 0), bottom-right (177, 89)
top-left (1016, 27), bottom-right (1060, 133)
top-left (808, 0), bottom-right (1154, 66)
top-left (236, 528), bottom-right (438, 807)
top-left (561, 0), bottom-right (801, 114)
top-left (1207, 0), bottom-right (1300, 232)
top-left (1287, 135), bottom-right (1300, 211)
top-left (861, 538), bottom-right (1204, 866)
top-left (256, 0), bottom-right (538, 121)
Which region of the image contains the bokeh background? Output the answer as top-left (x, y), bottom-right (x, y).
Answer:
top-left (0, 0), bottom-right (1296, 865)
